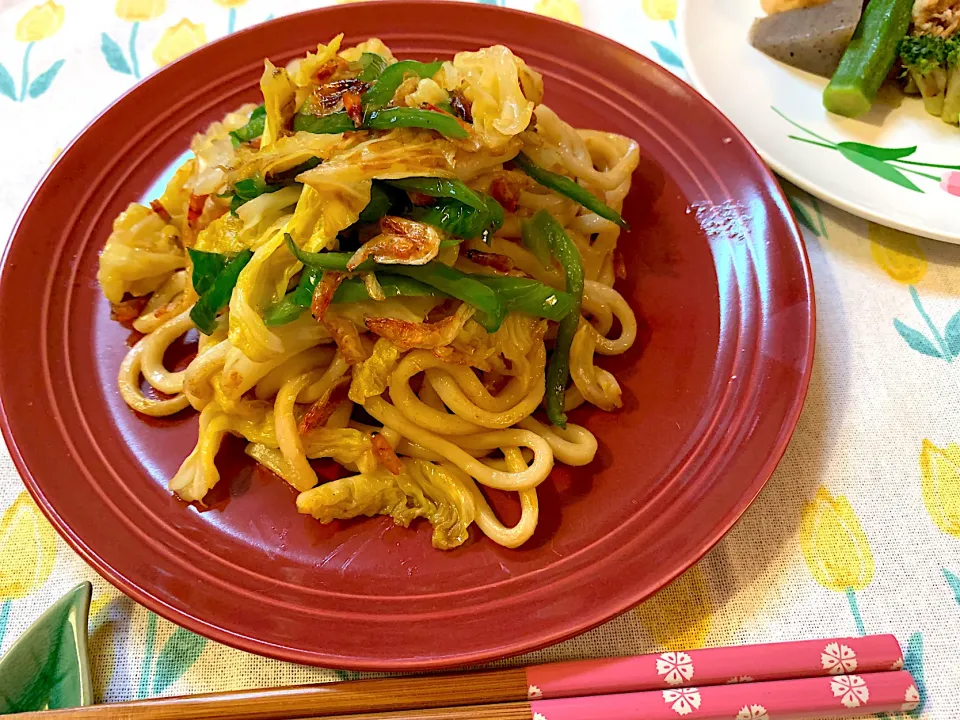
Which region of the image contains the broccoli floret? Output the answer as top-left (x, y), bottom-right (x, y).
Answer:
top-left (899, 35), bottom-right (948, 116)
top-left (942, 37), bottom-right (960, 124)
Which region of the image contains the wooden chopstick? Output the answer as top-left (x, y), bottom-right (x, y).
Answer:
top-left (14, 672), bottom-right (919, 720)
top-left (12, 635), bottom-right (907, 720)
top-left (12, 671), bottom-right (529, 720)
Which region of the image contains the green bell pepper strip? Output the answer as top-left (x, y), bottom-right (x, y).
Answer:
top-left (285, 233), bottom-right (374, 272)
top-left (333, 275), bottom-right (446, 304)
top-left (513, 152), bottom-right (628, 229)
top-left (361, 60), bottom-right (444, 109)
top-left (520, 215), bottom-right (554, 268)
top-left (264, 271), bottom-right (446, 326)
top-left (292, 110), bottom-right (356, 134)
top-left (387, 177), bottom-right (486, 211)
top-left (357, 182), bottom-right (398, 225)
top-left (389, 264), bottom-right (505, 332)
top-left (229, 104), bottom-right (266, 147)
top-left (262, 297), bottom-right (308, 327)
top-left (364, 108), bottom-right (468, 138)
top-left (411, 194), bottom-right (503, 240)
top-left (472, 275), bottom-right (574, 322)
top-left (356, 52), bottom-right (388, 82)
top-left (229, 175), bottom-right (284, 214)
top-left (292, 107), bottom-right (467, 139)
top-left (527, 210), bottom-right (584, 428)
top-left (187, 248), bottom-right (228, 296)
top-left (263, 267), bottom-right (322, 326)
top-left (269, 156), bottom-right (321, 183)
top-left (190, 249), bottom-right (254, 335)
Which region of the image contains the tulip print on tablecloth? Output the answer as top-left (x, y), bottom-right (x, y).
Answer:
top-left (0, 1), bottom-right (65, 102)
top-left (640, 0), bottom-right (682, 68)
top-left (102, 0), bottom-right (166, 78)
top-left (799, 487), bottom-right (874, 634)
top-left (786, 190), bottom-right (827, 238)
top-left (799, 487), bottom-right (927, 716)
top-left (944, 569), bottom-right (960, 606)
top-left (136, 611), bottom-right (207, 699)
top-left (920, 440), bottom-right (960, 538)
top-left (152, 19), bottom-right (207, 68)
top-left (0, 493), bottom-right (57, 648)
top-left (533, 0), bottom-right (583, 25)
top-left (869, 223), bottom-right (960, 362)
top-left (213, 0), bottom-right (246, 35)
top-left (635, 562), bottom-right (714, 650)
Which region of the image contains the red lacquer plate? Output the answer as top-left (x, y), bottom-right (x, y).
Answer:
top-left (0, 2), bottom-right (813, 670)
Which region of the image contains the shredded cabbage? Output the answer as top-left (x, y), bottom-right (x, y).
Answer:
top-left (439, 45), bottom-right (543, 150)
top-left (193, 190), bottom-right (298, 255)
top-left (228, 231), bottom-right (299, 362)
top-left (446, 313), bottom-right (546, 374)
top-left (296, 129), bottom-right (457, 189)
top-left (403, 78), bottom-right (450, 108)
top-left (260, 60), bottom-right (297, 149)
top-left (230, 132), bottom-right (348, 183)
top-left (186, 104), bottom-right (256, 195)
top-left (98, 203), bottom-right (186, 303)
top-left (289, 34), bottom-right (344, 88)
top-left (156, 158), bottom-right (197, 233)
top-left (286, 182), bottom-right (371, 253)
top-left (296, 458), bottom-right (476, 549)
top-left (338, 38), bottom-right (396, 65)
top-left (303, 427), bottom-right (378, 472)
top-left (349, 338), bottom-right (401, 404)
top-left (288, 34), bottom-right (344, 109)
top-left (170, 399), bottom-right (276, 502)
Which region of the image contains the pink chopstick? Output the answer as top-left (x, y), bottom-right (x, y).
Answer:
top-left (11, 635), bottom-right (909, 720)
top-left (530, 670), bottom-right (918, 720)
top-left (525, 634), bottom-right (903, 699)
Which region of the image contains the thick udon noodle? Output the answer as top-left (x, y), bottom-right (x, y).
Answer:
top-left (101, 39), bottom-right (639, 550)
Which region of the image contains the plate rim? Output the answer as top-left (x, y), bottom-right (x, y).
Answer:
top-left (676, 0), bottom-right (960, 245)
top-left (0, 0), bottom-right (816, 670)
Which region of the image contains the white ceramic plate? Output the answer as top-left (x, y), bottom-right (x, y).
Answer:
top-left (677, 0), bottom-right (960, 244)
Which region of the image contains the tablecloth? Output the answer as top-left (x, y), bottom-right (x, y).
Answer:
top-left (0, 0), bottom-right (958, 715)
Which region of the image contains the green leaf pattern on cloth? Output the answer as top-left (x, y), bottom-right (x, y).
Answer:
top-left (99, 33), bottom-right (131, 75)
top-left (0, 64), bottom-right (17, 101)
top-left (151, 625), bottom-right (207, 695)
top-left (27, 58), bottom-right (63, 98)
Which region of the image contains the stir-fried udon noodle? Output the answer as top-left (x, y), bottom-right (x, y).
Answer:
top-left (98, 36), bottom-right (639, 550)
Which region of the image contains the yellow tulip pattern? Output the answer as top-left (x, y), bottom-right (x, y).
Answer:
top-left (869, 223), bottom-right (928, 285)
top-left (0, 493), bottom-right (58, 645)
top-left (799, 487), bottom-right (874, 633)
top-left (115, 0), bottom-right (167, 22)
top-left (797, 488), bottom-right (929, 710)
top-left (534, 0), bottom-right (584, 25)
top-left (868, 223), bottom-right (960, 362)
top-left (1, 1), bottom-right (65, 102)
top-left (635, 563), bottom-right (713, 650)
top-left (642, 0), bottom-right (677, 21)
top-left (152, 19), bottom-right (208, 67)
top-left (920, 440), bottom-right (960, 537)
top-left (639, 0), bottom-right (684, 69)
top-left (101, 0), bottom-right (167, 79)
